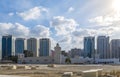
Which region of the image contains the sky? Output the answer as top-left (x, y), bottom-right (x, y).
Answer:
top-left (0, 0), bottom-right (120, 51)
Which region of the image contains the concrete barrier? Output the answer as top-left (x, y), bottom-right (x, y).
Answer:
top-left (47, 64), bottom-right (56, 67)
top-left (82, 70), bottom-right (98, 77)
top-left (25, 66), bottom-right (31, 70)
top-left (62, 72), bottom-right (73, 77)
top-left (12, 65), bottom-right (17, 70)
top-left (17, 65), bottom-right (25, 69)
top-left (103, 75), bottom-right (114, 77)
top-left (97, 69), bottom-right (103, 77)
top-left (31, 66), bottom-right (37, 70)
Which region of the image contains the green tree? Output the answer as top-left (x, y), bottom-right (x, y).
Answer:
top-left (9, 56), bottom-right (18, 63)
top-left (23, 50), bottom-right (33, 57)
top-left (65, 57), bottom-right (71, 64)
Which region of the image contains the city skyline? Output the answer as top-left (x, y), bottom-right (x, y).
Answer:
top-left (1, 35), bottom-right (120, 51)
top-left (0, 0), bottom-right (120, 51)
top-left (1, 1), bottom-right (120, 76)
top-left (1, 35), bottom-right (120, 60)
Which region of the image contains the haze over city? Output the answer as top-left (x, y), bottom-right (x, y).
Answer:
top-left (1, 0), bottom-right (120, 51)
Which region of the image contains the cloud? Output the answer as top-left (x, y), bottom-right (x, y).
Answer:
top-left (0, 23), bottom-right (29, 37)
top-left (96, 26), bottom-right (120, 36)
top-left (68, 7), bottom-right (74, 12)
top-left (89, 16), bottom-right (117, 26)
top-left (89, 10), bottom-right (120, 38)
top-left (50, 37), bottom-right (57, 50)
top-left (72, 26), bottom-right (119, 38)
top-left (9, 23), bottom-right (30, 37)
top-left (0, 23), bottom-right (13, 35)
top-left (50, 16), bottom-right (104, 50)
top-left (8, 13), bottom-right (14, 16)
top-left (51, 16), bottom-right (78, 35)
top-left (30, 25), bottom-right (50, 37)
top-left (72, 29), bottom-right (91, 37)
top-left (89, 9), bottom-right (120, 26)
top-left (59, 35), bottom-right (72, 43)
top-left (0, 22), bottom-right (51, 38)
top-left (57, 35), bottom-right (72, 50)
top-left (50, 16), bottom-right (90, 50)
top-left (0, 22), bottom-right (61, 51)
top-left (17, 6), bottom-right (48, 20)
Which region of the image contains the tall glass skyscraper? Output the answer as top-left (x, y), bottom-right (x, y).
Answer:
top-left (15, 38), bottom-right (25, 55)
top-left (111, 39), bottom-right (120, 59)
top-left (84, 36), bottom-right (95, 58)
top-left (97, 36), bottom-right (110, 59)
top-left (2, 35), bottom-right (13, 60)
top-left (27, 38), bottom-right (38, 57)
top-left (39, 38), bottom-right (51, 56)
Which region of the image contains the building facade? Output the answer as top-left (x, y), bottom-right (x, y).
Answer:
top-left (84, 36), bottom-right (95, 58)
top-left (18, 56), bottom-right (54, 64)
top-left (27, 38), bottom-right (38, 57)
top-left (54, 43), bottom-right (61, 64)
top-left (110, 39), bottom-right (120, 59)
top-left (15, 38), bottom-right (25, 55)
top-left (2, 35), bottom-right (14, 60)
top-left (69, 48), bottom-right (83, 58)
top-left (18, 43), bottom-right (61, 64)
top-left (39, 38), bottom-right (51, 56)
top-left (97, 36), bottom-right (110, 59)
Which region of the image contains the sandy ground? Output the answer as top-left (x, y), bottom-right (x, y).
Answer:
top-left (0, 64), bottom-right (120, 77)
top-left (0, 75), bottom-right (28, 77)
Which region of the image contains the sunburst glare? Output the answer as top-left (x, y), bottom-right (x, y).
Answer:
top-left (112, 0), bottom-right (120, 12)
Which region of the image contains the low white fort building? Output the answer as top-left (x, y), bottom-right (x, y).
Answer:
top-left (18, 43), bottom-right (62, 64)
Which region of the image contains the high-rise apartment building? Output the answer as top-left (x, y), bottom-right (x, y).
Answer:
top-left (97, 36), bottom-right (110, 59)
top-left (69, 48), bottom-right (83, 58)
top-left (84, 36), bottom-right (95, 58)
top-left (111, 39), bottom-right (120, 59)
top-left (39, 38), bottom-right (51, 56)
top-left (15, 38), bottom-right (25, 55)
top-left (27, 38), bottom-right (38, 57)
top-left (2, 35), bottom-right (14, 60)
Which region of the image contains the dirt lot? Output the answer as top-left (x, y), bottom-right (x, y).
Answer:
top-left (0, 64), bottom-right (120, 77)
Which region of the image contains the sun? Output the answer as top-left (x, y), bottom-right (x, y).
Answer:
top-left (112, 0), bottom-right (120, 12)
